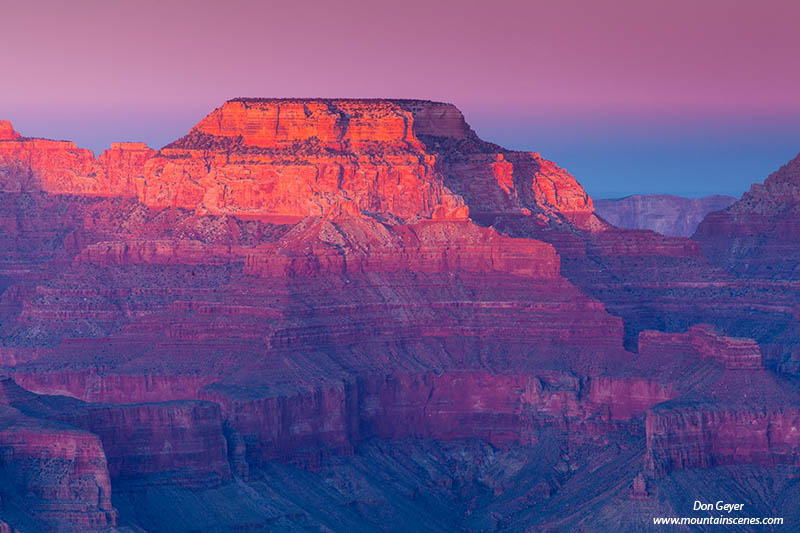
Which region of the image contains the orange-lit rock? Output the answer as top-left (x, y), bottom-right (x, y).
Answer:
top-left (97, 142), bottom-right (155, 195)
top-left (0, 99), bottom-right (601, 228)
top-left (0, 121), bottom-right (20, 141)
top-left (0, 123), bottom-right (153, 196)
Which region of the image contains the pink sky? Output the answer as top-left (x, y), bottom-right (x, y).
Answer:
top-left (2, 0), bottom-right (799, 196)
top-left (5, 0), bottom-right (800, 114)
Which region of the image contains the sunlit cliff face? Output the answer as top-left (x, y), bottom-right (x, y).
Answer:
top-left (0, 99), bottom-right (597, 227)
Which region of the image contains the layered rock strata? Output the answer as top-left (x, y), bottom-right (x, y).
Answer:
top-left (0, 100), bottom-right (598, 227)
top-left (0, 100), bottom-right (798, 530)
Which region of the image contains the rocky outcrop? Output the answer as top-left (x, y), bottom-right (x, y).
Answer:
top-left (639, 325), bottom-right (763, 370)
top-left (687, 154), bottom-right (800, 373)
top-left (0, 376), bottom-right (234, 529)
top-left (694, 154), bottom-right (800, 279)
top-left (189, 98), bottom-right (471, 147)
top-left (0, 121), bottom-right (20, 141)
top-left (594, 194), bottom-right (736, 237)
top-left (495, 194), bottom-right (800, 377)
top-left (141, 98), bottom-right (599, 224)
top-left (0, 137), bottom-right (98, 194)
top-left (97, 142), bottom-right (155, 195)
top-left (0, 406), bottom-right (117, 530)
top-left (54, 401), bottom-right (231, 488)
top-left (586, 377), bottom-right (673, 420)
top-left (0, 124), bottom-right (151, 197)
top-left (243, 217), bottom-right (561, 278)
top-left (0, 100), bottom-right (600, 229)
top-left (646, 403), bottom-right (800, 475)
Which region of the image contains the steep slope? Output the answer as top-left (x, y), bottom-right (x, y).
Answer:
top-left (691, 153), bottom-right (800, 374)
top-left (694, 153), bottom-right (800, 278)
top-left (594, 194), bottom-right (736, 237)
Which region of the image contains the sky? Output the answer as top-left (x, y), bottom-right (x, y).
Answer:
top-left (2, 0), bottom-right (799, 198)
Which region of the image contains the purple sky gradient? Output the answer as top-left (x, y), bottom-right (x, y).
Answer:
top-left (2, 0), bottom-right (799, 197)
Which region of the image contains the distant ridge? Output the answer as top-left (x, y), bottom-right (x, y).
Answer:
top-left (594, 193), bottom-right (736, 237)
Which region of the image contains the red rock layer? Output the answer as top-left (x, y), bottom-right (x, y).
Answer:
top-left (192, 99), bottom-right (469, 147)
top-left (586, 377), bottom-right (673, 420)
top-left (97, 142), bottom-right (155, 194)
top-left (0, 99), bottom-right (600, 229)
top-left (0, 137), bottom-right (97, 194)
top-left (0, 121), bottom-right (20, 141)
top-left (4, 383), bottom-right (231, 487)
top-left (54, 401), bottom-right (232, 487)
top-left (0, 406), bottom-right (117, 530)
top-left (0, 375), bottom-right (233, 527)
top-left (646, 404), bottom-right (800, 476)
top-left (243, 217), bottom-right (561, 278)
top-left (200, 371), bottom-right (670, 469)
top-left (0, 128), bottom-right (153, 196)
top-left (639, 325), bottom-right (763, 370)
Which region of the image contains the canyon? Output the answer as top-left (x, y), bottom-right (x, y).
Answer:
top-left (0, 101), bottom-right (798, 531)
